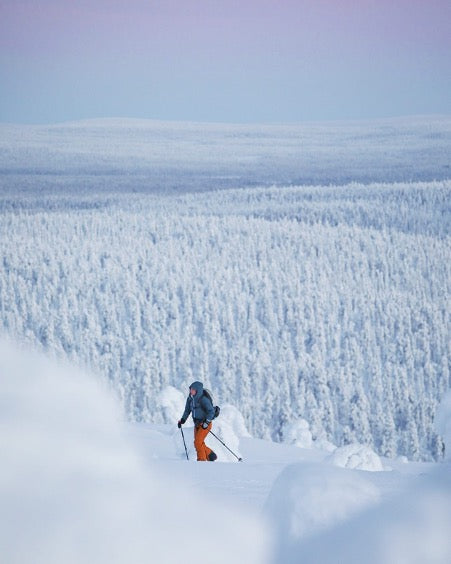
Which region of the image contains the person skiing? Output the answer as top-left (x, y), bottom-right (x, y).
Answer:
top-left (178, 381), bottom-right (217, 461)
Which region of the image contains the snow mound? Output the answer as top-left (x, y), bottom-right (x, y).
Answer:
top-left (313, 432), bottom-right (337, 452)
top-left (327, 443), bottom-right (384, 472)
top-left (0, 340), bottom-right (268, 564)
top-left (435, 390), bottom-right (451, 461)
top-left (294, 464), bottom-right (451, 564)
top-left (217, 403), bottom-right (251, 438)
top-left (282, 420), bottom-right (336, 452)
top-left (282, 419), bottom-right (313, 448)
top-left (264, 462), bottom-right (380, 561)
top-left (159, 385), bottom-right (185, 423)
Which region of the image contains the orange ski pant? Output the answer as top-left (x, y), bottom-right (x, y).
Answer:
top-left (193, 422), bottom-right (213, 461)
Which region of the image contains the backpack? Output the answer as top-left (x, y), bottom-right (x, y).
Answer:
top-left (203, 388), bottom-right (220, 419)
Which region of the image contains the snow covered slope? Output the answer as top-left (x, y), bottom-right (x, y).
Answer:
top-left (1, 341), bottom-right (450, 564)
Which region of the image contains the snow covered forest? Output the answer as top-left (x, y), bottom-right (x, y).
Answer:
top-left (1, 117), bottom-right (450, 461)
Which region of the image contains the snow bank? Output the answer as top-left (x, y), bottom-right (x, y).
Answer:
top-left (0, 340), bottom-right (269, 564)
top-left (435, 390), bottom-right (451, 461)
top-left (294, 464), bottom-right (451, 564)
top-left (264, 462), bottom-right (380, 561)
top-left (327, 443), bottom-right (384, 472)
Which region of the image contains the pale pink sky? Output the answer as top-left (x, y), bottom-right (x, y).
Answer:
top-left (1, 0), bottom-right (450, 123)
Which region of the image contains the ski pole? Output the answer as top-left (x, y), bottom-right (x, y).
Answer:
top-left (180, 426), bottom-right (189, 460)
top-left (208, 430), bottom-right (242, 462)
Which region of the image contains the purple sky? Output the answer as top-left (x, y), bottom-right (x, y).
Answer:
top-left (1, 0), bottom-right (450, 123)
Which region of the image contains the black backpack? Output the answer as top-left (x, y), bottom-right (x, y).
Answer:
top-left (203, 389), bottom-right (220, 419)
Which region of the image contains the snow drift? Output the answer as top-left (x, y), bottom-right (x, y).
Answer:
top-left (292, 464), bottom-right (451, 564)
top-left (264, 462), bottom-right (380, 560)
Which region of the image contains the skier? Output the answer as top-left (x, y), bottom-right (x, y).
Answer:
top-left (178, 381), bottom-right (217, 461)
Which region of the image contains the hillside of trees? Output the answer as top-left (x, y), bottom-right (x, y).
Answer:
top-left (1, 180), bottom-right (449, 460)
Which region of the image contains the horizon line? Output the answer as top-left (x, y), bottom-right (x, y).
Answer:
top-left (1, 113), bottom-right (450, 128)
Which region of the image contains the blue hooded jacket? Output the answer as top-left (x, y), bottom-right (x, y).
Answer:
top-left (181, 381), bottom-right (215, 425)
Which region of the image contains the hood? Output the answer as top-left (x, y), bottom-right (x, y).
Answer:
top-left (189, 381), bottom-right (204, 396)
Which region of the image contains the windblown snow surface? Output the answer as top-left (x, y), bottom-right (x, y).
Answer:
top-left (0, 116), bottom-right (450, 562)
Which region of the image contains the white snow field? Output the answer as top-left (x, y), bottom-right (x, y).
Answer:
top-left (1, 341), bottom-right (450, 564)
top-left (0, 116), bottom-right (450, 465)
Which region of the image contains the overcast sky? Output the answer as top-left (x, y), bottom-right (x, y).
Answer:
top-left (1, 0), bottom-right (450, 124)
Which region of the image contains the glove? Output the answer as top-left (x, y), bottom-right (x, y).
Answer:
top-left (202, 421), bottom-right (210, 429)
top-left (178, 418), bottom-right (186, 428)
